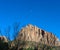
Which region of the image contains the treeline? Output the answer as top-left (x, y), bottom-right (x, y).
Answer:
top-left (0, 40), bottom-right (60, 50)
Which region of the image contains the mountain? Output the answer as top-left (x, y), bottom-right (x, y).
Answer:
top-left (17, 24), bottom-right (60, 46)
top-left (0, 24), bottom-right (60, 50)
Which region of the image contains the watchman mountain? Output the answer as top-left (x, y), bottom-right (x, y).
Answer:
top-left (0, 24), bottom-right (60, 50)
top-left (17, 24), bottom-right (60, 46)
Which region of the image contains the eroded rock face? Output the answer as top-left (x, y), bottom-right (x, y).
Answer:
top-left (17, 24), bottom-right (60, 46)
top-left (0, 36), bottom-right (8, 42)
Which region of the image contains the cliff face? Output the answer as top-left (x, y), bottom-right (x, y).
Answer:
top-left (17, 24), bottom-right (60, 46)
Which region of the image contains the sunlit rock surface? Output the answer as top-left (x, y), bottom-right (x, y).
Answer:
top-left (17, 24), bottom-right (60, 46)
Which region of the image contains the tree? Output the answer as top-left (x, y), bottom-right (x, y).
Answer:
top-left (5, 26), bottom-right (11, 41)
top-left (13, 22), bottom-right (20, 40)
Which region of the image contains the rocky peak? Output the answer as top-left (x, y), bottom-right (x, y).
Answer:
top-left (17, 24), bottom-right (60, 46)
top-left (0, 36), bottom-right (8, 42)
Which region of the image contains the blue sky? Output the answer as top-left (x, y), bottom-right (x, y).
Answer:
top-left (0, 0), bottom-right (60, 40)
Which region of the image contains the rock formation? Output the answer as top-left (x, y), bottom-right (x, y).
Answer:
top-left (0, 36), bottom-right (8, 42)
top-left (17, 24), bottom-right (60, 46)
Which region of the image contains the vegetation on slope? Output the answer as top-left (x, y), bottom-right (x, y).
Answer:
top-left (0, 38), bottom-right (60, 50)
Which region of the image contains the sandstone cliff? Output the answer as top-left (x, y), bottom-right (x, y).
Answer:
top-left (17, 24), bottom-right (60, 46)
